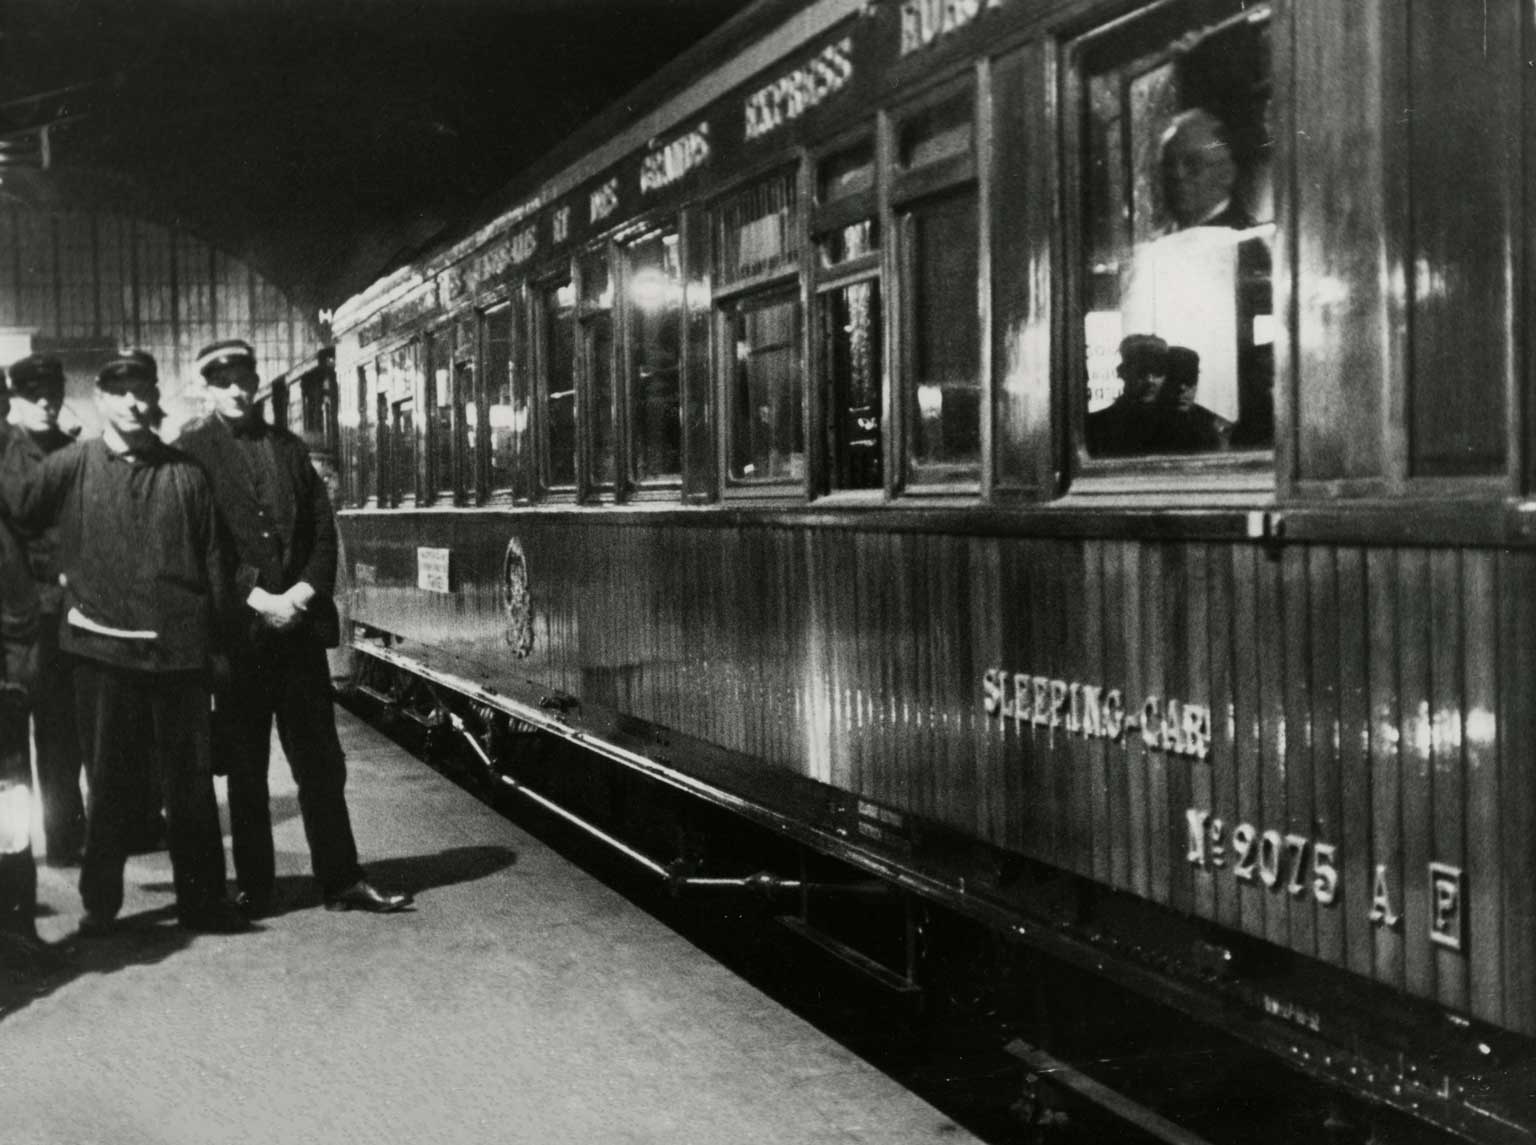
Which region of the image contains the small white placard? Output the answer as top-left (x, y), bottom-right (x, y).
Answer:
top-left (416, 547), bottom-right (451, 594)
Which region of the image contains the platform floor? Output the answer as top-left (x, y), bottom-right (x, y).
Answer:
top-left (0, 707), bottom-right (975, 1145)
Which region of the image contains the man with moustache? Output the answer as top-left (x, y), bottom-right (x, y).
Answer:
top-left (0, 351), bottom-right (245, 935)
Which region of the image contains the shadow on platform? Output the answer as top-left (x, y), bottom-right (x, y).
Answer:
top-left (0, 903), bottom-right (193, 1026)
top-left (1, 844), bottom-right (517, 1025)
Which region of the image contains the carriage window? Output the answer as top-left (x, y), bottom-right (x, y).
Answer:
top-left (579, 249), bottom-right (616, 491)
top-left (381, 342), bottom-right (420, 505)
top-left (426, 332), bottom-right (455, 500)
top-left (716, 172), bottom-right (802, 488)
top-left (725, 293), bottom-right (802, 484)
top-left (539, 280), bottom-right (577, 491)
top-left (815, 142), bottom-right (883, 494)
top-left (1078, 5), bottom-right (1273, 461)
top-left (903, 190), bottom-right (980, 485)
top-left (625, 228), bottom-right (684, 485)
top-left (345, 362), bottom-right (373, 505)
top-left (821, 280), bottom-right (883, 490)
top-left (485, 301), bottom-right (527, 496)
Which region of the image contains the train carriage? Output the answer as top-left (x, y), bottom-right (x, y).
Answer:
top-left (326, 0), bottom-right (1536, 1138)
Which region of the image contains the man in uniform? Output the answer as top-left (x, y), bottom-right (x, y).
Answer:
top-left (177, 339), bottom-right (410, 917)
top-left (5, 355), bottom-right (85, 867)
top-left (0, 380), bottom-right (41, 959)
top-left (1, 351), bottom-right (245, 934)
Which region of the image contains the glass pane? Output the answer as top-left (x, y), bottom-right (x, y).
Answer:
top-left (484, 305), bottom-right (517, 492)
top-left (715, 171), bottom-right (797, 288)
top-left (627, 229), bottom-right (684, 483)
top-left (727, 295), bottom-right (802, 483)
top-left (1081, 10), bottom-right (1273, 459)
top-left (429, 343), bottom-right (455, 497)
top-left (346, 363), bottom-right (373, 505)
top-left (906, 191), bottom-right (980, 484)
top-left (821, 279), bottom-right (883, 491)
top-left (817, 219), bottom-right (879, 269)
top-left (899, 91), bottom-right (972, 169)
top-left (391, 398), bottom-right (415, 503)
top-left (818, 141), bottom-right (875, 203)
top-left (585, 313), bottom-right (615, 488)
top-left (540, 281), bottom-right (577, 489)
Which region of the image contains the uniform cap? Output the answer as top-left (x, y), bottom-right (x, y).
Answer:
top-left (7, 353), bottom-right (64, 398)
top-left (97, 350), bottom-right (159, 389)
top-left (196, 339), bottom-right (256, 377)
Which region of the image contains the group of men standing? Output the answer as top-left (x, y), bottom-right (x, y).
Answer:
top-left (0, 339), bottom-right (409, 957)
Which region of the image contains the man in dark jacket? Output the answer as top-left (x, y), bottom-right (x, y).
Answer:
top-left (177, 339), bottom-right (409, 917)
top-left (0, 393), bottom-right (41, 958)
top-left (0, 351), bottom-right (245, 934)
top-left (4, 354), bottom-right (87, 867)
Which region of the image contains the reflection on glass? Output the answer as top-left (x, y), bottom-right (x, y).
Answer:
top-left (818, 141), bottom-right (875, 203)
top-left (485, 305), bottom-right (517, 492)
top-left (906, 190), bottom-right (980, 484)
top-left (1081, 9), bottom-right (1273, 459)
top-left (817, 219), bottom-right (879, 269)
top-left (727, 295), bottom-right (802, 483)
top-left (900, 91), bottom-right (972, 169)
top-left (430, 361), bottom-right (454, 496)
top-left (716, 172), bottom-right (796, 287)
top-left (821, 279), bottom-right (882, 491)
top-left (391, 397), bottom-right (415, 502)
top-left (540, 281), bottom-right (576, 488)
top-left (581, 250), bottom-right (616, 489)
top-left (627, 230), bottom-right (683, 483)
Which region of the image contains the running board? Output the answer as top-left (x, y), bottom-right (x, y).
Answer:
top-left (775, 914), bottom-right (922, 995)
top-left (1005, 1039), bottom-right (1215, 1145)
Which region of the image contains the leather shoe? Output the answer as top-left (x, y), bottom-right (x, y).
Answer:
top-left (324, 879), bottom-right (413, 913)
top-left (179, 900), bottom-right (252, 934)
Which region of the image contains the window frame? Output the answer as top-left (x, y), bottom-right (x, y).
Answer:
top-left (710, 162), bottom-right (808, 501)
top-left (886, 72), bottom-right (989, 498)
top-left (617, 217), bottom-right (688, 499)
top-left (532, 266), bottom-right (580, 502)
top-left (809, 124), bottom-right (886, 501)
top-left (1062, 2), bottom-right (1278, 493)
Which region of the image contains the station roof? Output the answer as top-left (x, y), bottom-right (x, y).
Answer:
top-left (1, 0), bottom-right (754, 313)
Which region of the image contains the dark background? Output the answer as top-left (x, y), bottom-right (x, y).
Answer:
top-left (1, 0), bottom-right (754, 309)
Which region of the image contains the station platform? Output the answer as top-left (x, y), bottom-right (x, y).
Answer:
top-left (0, 706), bottom-right (976, 1145)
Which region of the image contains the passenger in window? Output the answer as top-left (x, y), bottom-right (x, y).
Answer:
top-left (1086, 334), bottom-right (1169, 457)
top-left (1159, 345), bottom-right (1231, 453)
top-left (1160, 108), bottom-right (1252, 232)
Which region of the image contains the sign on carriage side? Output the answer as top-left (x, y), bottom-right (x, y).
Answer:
top-left (980, 666), bottom-right (1212, 760)
top-left (640, 123), bottom-right (711, 193)
top-left (743, 37), bottom-right (855, 141)
top-left (416, 547), bottom-right (451, 594)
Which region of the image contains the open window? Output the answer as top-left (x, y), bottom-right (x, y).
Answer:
top-left (1074, 2), bottom-right (1273, 466)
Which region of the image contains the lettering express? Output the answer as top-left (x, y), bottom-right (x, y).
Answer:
top-left (981, 669), bottom-right (1212, 760)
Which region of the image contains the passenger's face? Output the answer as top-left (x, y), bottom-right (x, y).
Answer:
top-left (1162, 120), bottom-right (1236, 227)
top-left (206, 364), bottom-right (259, 421)
top-left (13, 386), bottom-right (62, 433)
top-left (96, 383), bottom-right (160, 445)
